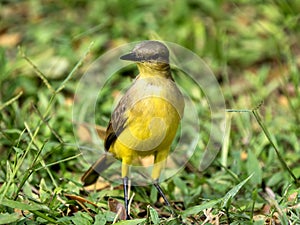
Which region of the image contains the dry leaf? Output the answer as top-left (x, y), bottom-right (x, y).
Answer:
top-left (64, 193), bottom-right (98, 207)
top-left (108, 198), bottom-right (126, 220)
top-left (0, 33), bottom-right (21, 47)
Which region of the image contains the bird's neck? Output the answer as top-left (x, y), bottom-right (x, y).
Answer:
top-left (137, 62), bottom-right (172, 79)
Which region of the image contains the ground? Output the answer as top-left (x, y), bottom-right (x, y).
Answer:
top-left (0, 1), bottom-right (299, 224)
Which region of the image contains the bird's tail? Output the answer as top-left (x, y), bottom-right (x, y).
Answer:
top-left (81, 153), bottom-right (115, 186)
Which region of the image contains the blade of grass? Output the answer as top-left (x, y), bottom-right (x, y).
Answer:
top-left (181, 199), bottom-right (222, 216)
top-left (0, 122), bottom-right (39, 201)
top-left (19, 47), bottom-right (55, 93)
top-left (252, 109), bottom-right (298, 184)
top-left (32, 104), bottom-right (64, 143)
top-left (29, 210), bottom-right (60, 224)
top-left (2, 44), bottom-right (94, 201)
top-left (252, 108), bottom-right (299, 184)
top-left (13, 140), bottom-right (47, 200)
top-left (23, 122), bottom-right (58, 188)
top-left (227, 104), bottom-right (298, 185)
top-left (1, 198), bottom-right (48, 211)
top-left (113, 218), bottom-right (147, 225)
top-left (216, 161), bottom-right (240, 183)
top-left (0, 213), bottom-right (20, 224)
top-left (220, 113), bottom-right (232, 167)
top-left (222, 173), bottom-right (253, 208)
top-left (34, 152), bottom-right (82, 172)
top-left (0, 91), bottom-right (23, 111)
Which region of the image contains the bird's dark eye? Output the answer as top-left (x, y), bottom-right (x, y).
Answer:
top-left (152, 53), bottom-right (159, 59)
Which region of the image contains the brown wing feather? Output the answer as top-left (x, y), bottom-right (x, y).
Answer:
top-left (104, 85), bottom-right (133, 151)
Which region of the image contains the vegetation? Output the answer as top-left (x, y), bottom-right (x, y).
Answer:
top-left (0, 1), bottom-right (299, 224)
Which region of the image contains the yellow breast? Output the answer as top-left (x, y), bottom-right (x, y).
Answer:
top-left (109, 76), bottom-right (184, 160)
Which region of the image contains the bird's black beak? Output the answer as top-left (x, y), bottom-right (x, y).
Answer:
top-left (120, 52), bottom-right (141, 62)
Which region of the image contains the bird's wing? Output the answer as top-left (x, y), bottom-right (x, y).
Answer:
top-left (104, 87), bottom-right (132, 151)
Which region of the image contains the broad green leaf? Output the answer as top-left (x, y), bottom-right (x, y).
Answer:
top-left (149, 206), bottom-right (160, 224)
top-left (94, 213), bottom-right (107, 225)
top-left (150, 185), bottom-right (158, 203)
top-left (1, 198), bottom-right (48, 211)
top-left (0, 213), bottom-right (20, 224)
top-left (71, 212), bottom-right (93, 225)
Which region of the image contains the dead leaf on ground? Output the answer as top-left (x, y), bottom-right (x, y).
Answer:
top-left (64, 193), bottom-right (98, 207)
top-left (108, 198), bottom-right (127, 220)
top-left (0, 33), bottom-right (21, 47)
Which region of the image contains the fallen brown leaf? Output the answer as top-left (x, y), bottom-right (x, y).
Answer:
top-left (64, 193), bottom-right (98, 208)
top-left (108, 198), bottom-right (127, 220)
top-left (0, 33), bottom-right (21, 47)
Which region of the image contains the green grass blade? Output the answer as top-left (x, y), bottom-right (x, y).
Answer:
top-left (0, 213), bottom-right (20, 224)
top-left (222, 173), bottom-right (253, 208)
top-left (181, 199), bottom-right (222, 216)
top-left (252, 109), bottom-right (298, 184)
top-left (1, 198), bottom-right (48, 211)
top-left (113, 219), bottom-right (147, 225)
top-left (0, 91), bottom-right (23, 111)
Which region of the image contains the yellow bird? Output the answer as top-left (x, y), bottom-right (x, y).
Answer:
top-left (82, 40), bottom-right (184, 219)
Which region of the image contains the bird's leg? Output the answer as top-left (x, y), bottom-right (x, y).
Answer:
top-left (152, 150), bottom-right (170, 206)
top-left (123, 176), bottom-right (130, 220)
top-left (122, 161), bottom-right (131, 220)
top-left (153, 180), bottom-right (170, 207)
top-left (152, 150), bottom-right (177, 217)
top-left (153, 179), bottom-right (178, 217)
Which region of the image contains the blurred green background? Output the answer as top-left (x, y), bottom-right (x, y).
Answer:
top-left (0, 0), bottom-right (299, 224)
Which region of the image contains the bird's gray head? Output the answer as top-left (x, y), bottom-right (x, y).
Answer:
top-left (120, 41), bottom-right (169, 64)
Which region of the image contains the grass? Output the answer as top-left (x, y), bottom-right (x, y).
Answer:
top-left (0, 0), bottom-right (300, 224)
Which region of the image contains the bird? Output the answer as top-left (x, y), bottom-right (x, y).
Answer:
top-left (81, 40), bottom-right (185, 219)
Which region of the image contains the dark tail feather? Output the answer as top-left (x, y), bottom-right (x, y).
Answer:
top-left (81, 153), bottom-right (115, 186)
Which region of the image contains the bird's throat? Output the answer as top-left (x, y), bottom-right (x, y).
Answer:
top-left (137, 62), bottom-right (171, 79)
